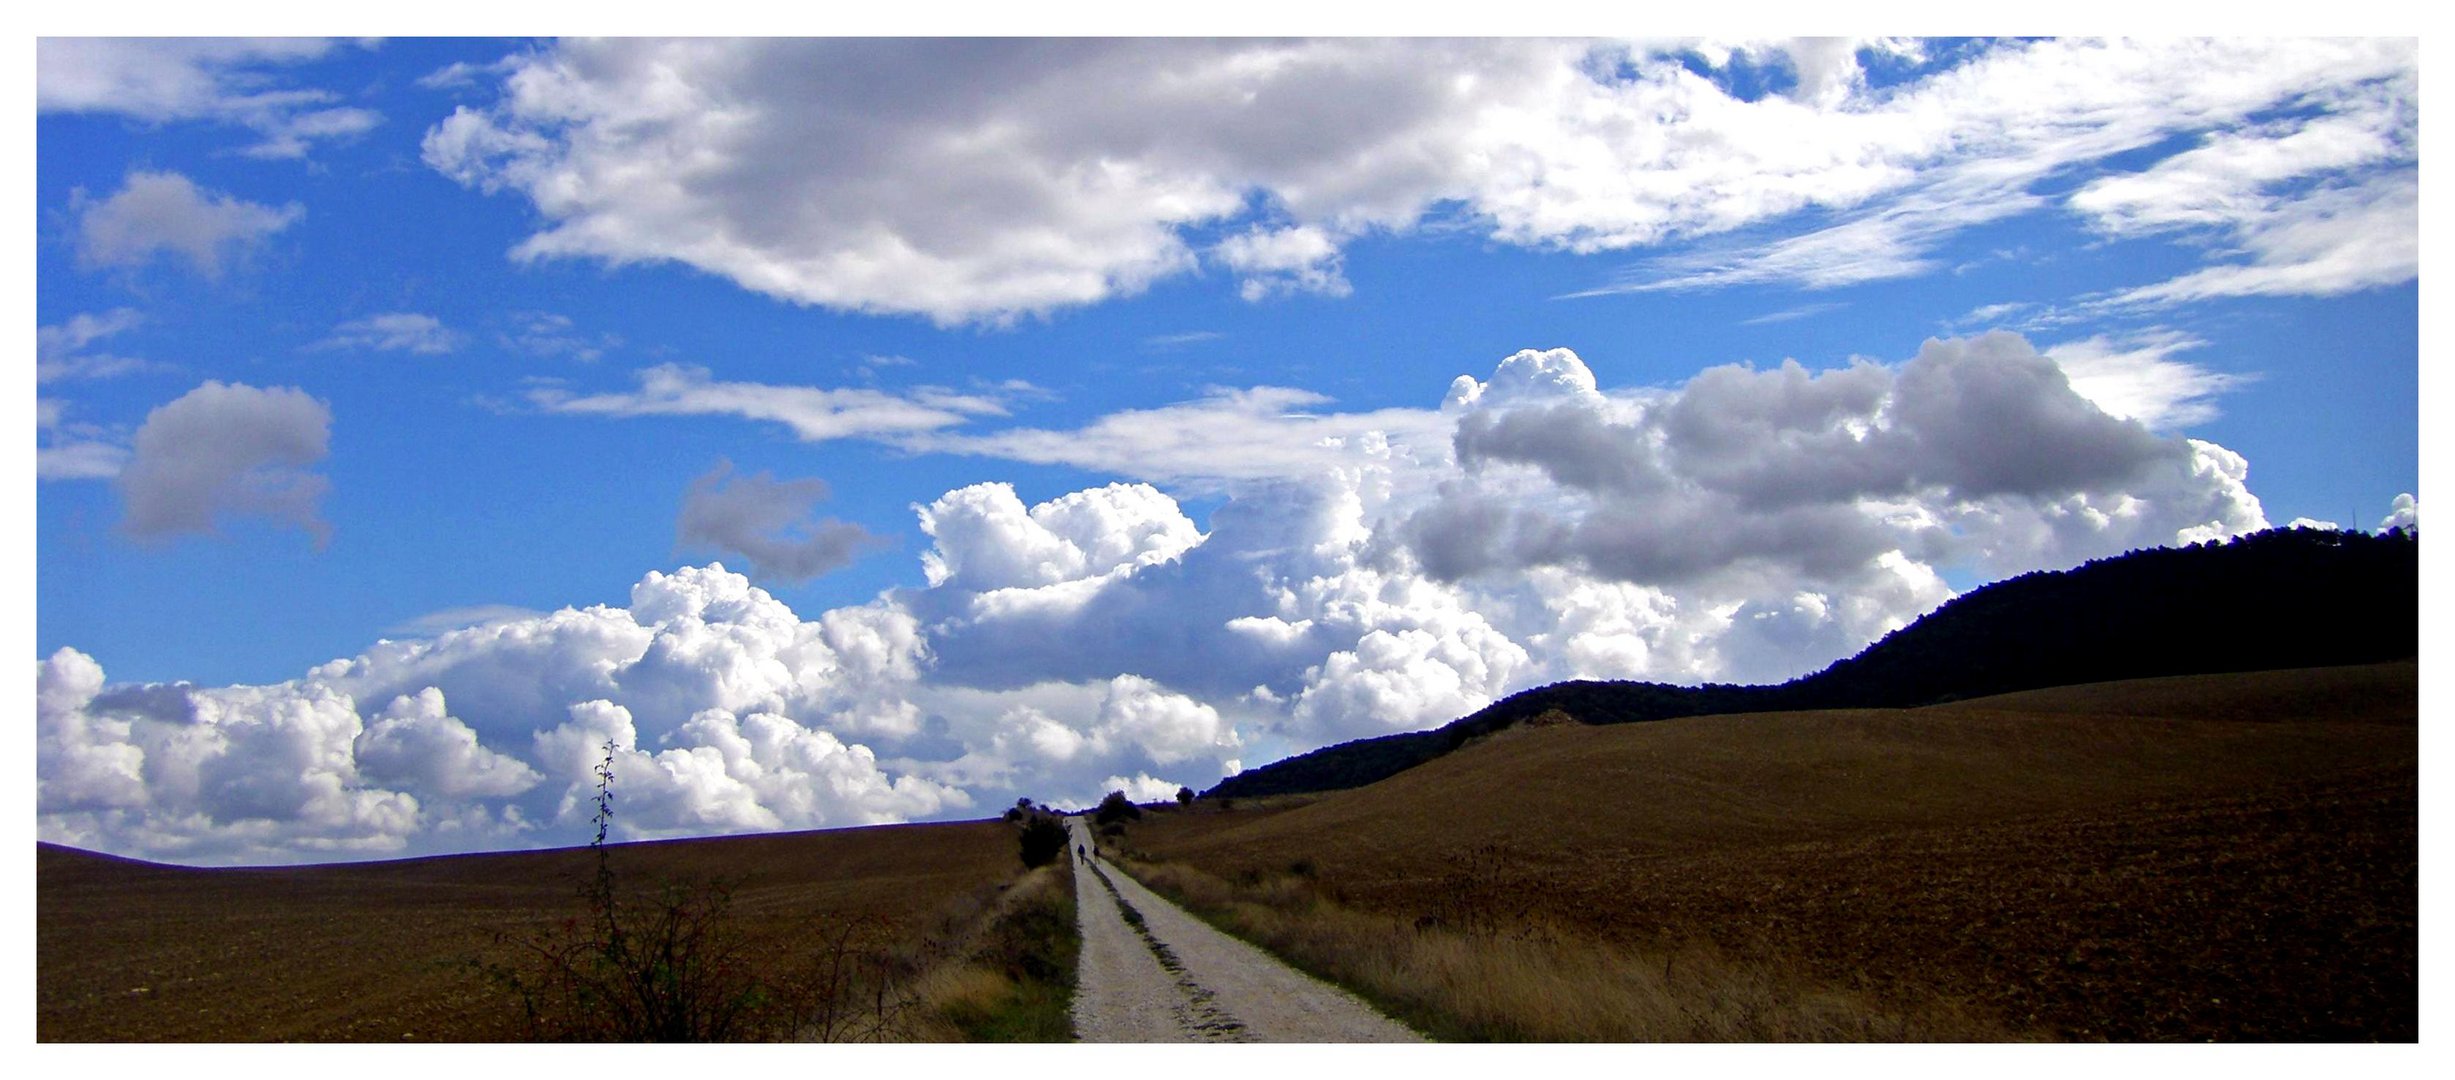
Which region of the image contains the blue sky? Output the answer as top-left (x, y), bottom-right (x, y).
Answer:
top-left (29, 35), bottom-right (2421, 864)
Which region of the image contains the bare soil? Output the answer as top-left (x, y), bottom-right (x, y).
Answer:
top-left (37, 819), bottom-right (1020, 1042)
top-left (1126, 662), bottom-right (2417, 1041)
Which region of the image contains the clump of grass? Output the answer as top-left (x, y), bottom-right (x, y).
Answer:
top-left (1121, 856), bottom-right (2006, 1042)
top-left (901, 862), bottom-right (1079, 1041)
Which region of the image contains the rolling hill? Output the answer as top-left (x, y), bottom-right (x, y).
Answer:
top-left (1209, 525), bottom-right (2417, 800)
top-left (1129, 661), bottom-right (2418, 1039)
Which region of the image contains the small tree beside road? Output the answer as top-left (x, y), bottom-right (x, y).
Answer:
top-left (1015, 808), bottom-right (1068, 869)
top-left (1093, 790), bottom-right (1142, 826)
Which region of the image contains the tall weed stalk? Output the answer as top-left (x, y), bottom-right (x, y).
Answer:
top-left (477, 741), bottom-right (915, 1041)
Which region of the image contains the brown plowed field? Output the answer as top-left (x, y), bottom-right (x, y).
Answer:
top-left (37, 819), bottom-right (1019, 1041)
top-left (1126, 663), bottom-right (2418, 1041)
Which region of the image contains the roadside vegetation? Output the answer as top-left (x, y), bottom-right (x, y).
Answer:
top-left (900, 861), bottom-right (1078, 1041)
top-left (1110, 849), bottom-right (1995, 1041)
top-left (477, 743), bottom-right (886, 1039)
top-left (479, 748), bottom-right (1083, 1042)
top-left (37, 781), bottom-right (1084, 1043)
top-left (1009, 798), bottom-right (1070, 869)
top-left (897, 799), bottom-right (1082, 1040)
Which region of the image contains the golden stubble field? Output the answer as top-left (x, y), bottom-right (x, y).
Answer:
top-left (1121, 663), bottom-right (2418, 1041)
top-left (37, 819), bottom-right (1022, 1041)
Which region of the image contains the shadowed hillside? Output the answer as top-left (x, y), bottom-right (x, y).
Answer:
top-left (1211, 526), bottom-right (2416, 800)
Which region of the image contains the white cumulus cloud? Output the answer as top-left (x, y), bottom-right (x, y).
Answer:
top-left (2378, 494), bottom-right (2418, 533)
top-left (1216, 224), bottom-right (1352, 300)
top-left (39, 565), bottom-right (966, 863)
top-left (1404, 335), bottom-right (2264, 596)
top-left (355, 688), bottom-right (542, 802)
top-left (916, 482), bottom-right (1202, 593)
top-left (39, 332), bottom-right (2296, 865)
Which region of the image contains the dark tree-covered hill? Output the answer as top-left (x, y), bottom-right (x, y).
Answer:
top-left (1208, 526), bottom-right (2418, 800)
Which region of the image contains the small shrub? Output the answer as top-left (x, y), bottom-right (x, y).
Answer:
top-left (1094, 790), bottom-right (1143, 826)
top-left (1017, 813), bottom-right (1068, 869)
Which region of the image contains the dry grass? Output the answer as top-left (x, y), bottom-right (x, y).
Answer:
top-left (1128, 663), bottom-right (2416, 1041)
top-left (38, 819), bottom-right (1030, 1042)
top-left (897, 861), bottom-right (1079, 1042)
top-left (1121, 856), bottom-right (2005, 1041)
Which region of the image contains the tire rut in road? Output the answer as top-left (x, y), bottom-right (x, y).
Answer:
top-left (1084, 858), bottom-right (1252, 1041)
top-left (1065, 817), bottom-right (1422, 1043)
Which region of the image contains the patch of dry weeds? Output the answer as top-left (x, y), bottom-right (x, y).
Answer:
top-left (1122, 857), bottom-right (2004, 1041)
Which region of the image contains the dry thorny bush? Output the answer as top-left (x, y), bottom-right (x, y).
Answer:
top-left (475, 742), bottom-right (922, 1042)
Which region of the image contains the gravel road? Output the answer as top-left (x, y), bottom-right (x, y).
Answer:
top-left (1065, 817), bottom-right (1422, 1043)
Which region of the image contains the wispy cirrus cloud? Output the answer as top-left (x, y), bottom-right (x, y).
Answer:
top-left (1142, 331), bottom-right (1226, 350)
top-left (499, 312), bottom-right (619, 362)
top-left (531, 364), bottom-right (1011, 442)
top-left (385, 604), bottom-right (552, 638)
top-left (317, 313), bottom-right (461, 356)
top-left (914, 386), bottom-right (1456, 490)
top-left (37, 399), bottom-right (132, 481)
top-left (38, 38), bottom-right (379, 159)
top-left (2095, 170), bottom-right (2418, 307)
top-left (38, 308), bottom-right (157, 382)
top-left (2043, 330), bottom-right (2253, 431)
top-left (1587, 41), bottom-right (2415, 304)
top-left (1741, 301), bottom-right (1846, 326)
top-left (2068, 76), bottom-right (2416, 308)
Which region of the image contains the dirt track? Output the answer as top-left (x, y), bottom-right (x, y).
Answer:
top-left (1065, 817), bottom-right (1419, 1043)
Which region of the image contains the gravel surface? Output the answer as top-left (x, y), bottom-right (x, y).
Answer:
top-left (1066, 818), bottom-right (1420, 1043)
